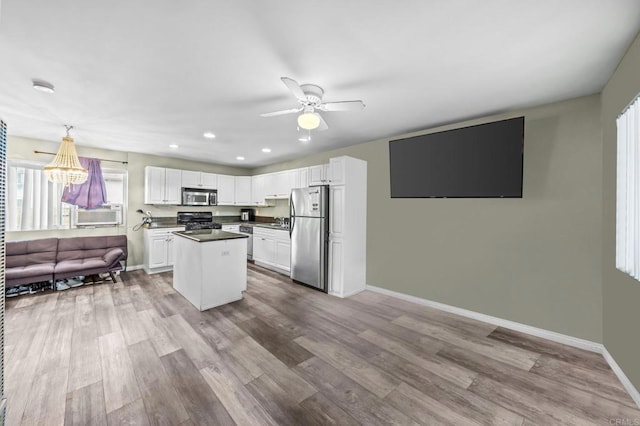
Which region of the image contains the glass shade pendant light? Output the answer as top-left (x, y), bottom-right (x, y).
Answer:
top-left (297, 107), bottom-right (321, 130)
top-left (44, 125), bottom-right (88, 187)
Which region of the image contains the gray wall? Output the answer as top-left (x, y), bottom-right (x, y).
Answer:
top-left (602, 31), bottom-right (640, 390)
top-left (254, 95), bottom-right (604, 342)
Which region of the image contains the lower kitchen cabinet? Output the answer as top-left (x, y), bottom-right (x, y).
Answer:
top-left (253, 227), bottom-right (290, 274)
top-left (328, 238), bottom-right (343, 295)
top-left (143, 227), bottom-right (184, 274)
top-left (274, 240), bottom-right (291, 270)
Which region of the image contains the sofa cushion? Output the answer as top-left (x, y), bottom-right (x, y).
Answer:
top-left (6, 263), bottom-right (55, 280)
top-left (54, 257), bottom-right (109, 275)
top-left (102, 248), bottom-right (125, 267)
top-left (56, 235), bottom-right (127, 262)
top-left (6, 238), bottom-right (58, 268)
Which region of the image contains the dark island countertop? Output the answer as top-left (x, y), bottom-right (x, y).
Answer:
top-left (172, 229), bottom-right (249, 243)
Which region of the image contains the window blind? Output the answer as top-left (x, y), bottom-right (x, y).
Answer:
top-left (0, 120), bottom-right (7, 421)
top-left (616, 95), bottom-right (640, 280)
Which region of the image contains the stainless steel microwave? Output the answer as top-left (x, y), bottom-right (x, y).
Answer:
top-left (182, 187), bottom-right (217, 206)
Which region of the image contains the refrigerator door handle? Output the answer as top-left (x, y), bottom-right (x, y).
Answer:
top-left (289, 193), bottom-right (295, 237)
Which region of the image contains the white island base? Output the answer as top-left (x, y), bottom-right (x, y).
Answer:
top-left (172, 230), bottom-right (248, 311)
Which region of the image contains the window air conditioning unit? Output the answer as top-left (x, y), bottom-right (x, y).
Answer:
top-left (74, 204), bottom-right (123, 226)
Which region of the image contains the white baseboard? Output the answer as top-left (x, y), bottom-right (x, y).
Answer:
top-left (366, 284), bottom-right (602, 352)
top-left (365, 284), bottom-right (640, 409)
top-left (125, 264), bottom-right (143, 272)
top-left (330, 287), bottom-right (365, 299)
top-left (602, 347), bottom-right (640, 408)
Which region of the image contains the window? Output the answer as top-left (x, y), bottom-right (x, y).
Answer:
top-left (7, 161), bottom-right (127, 231)
top-left (616, 95), bottom-right (640, 280)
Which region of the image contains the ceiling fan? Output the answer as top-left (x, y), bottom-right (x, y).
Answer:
top-left (260, 77), bottom-right (365, 131)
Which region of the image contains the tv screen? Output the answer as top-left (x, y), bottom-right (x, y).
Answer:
top-left (389, 116), bottom-right (524, 198)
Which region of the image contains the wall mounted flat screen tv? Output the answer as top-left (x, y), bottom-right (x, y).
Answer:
top-left (389, 116), bottom-right (524, 198)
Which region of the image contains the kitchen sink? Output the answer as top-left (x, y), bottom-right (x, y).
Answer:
top-left (268, 223), bottom-right (290, 229)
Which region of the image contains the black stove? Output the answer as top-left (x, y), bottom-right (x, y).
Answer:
top-left (177, 211), bottom-right (221, 231)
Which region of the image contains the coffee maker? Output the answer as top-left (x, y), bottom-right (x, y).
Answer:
top-left (240, 208), bottom-right (255, 222)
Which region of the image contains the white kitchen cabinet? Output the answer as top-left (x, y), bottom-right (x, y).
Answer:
top-left (181, 171), bottom-right (218, 190)
top-left (274, 171), bottom-right (290, 198)
top-left (143, 227), bottom-right (184, 274)
top-left (217, 174), bottom-right (236, 205)
top-left (144, 167), bottom-right (182, 205)
top-left (234, 176), bottom-right (252, 205)
top-left (328, 239), bottom-right (343, 295)
top-left (263, 173), bottom-right (277, 198)
top-left (274, 240), bottom-right (291, 270)
top-left (181, 170), bottom-right (201, 188)
top-left (296, 167), bottom-right (310, 189)
top-left (327, 156), bottom-right (367, 298)
top-left (263, 171), bottom-right (293, 199)
top-left (253, 232), bottom-right (275, 264)
top-left (308, 165), bottom-right (324, 186)
top-left (329, 157), bottom-right (346, 185)
top-left (222, 224), bottom-right (240, 233)
top-left (253, 226), bottom-right (290, 274)
top-left (201, 172), bottom-right (217, 189)
top-left (309, 164), bottom-right (330, 186)
top-left (251, 174), bottom-right (267, 205)
top-left (329, 185), bottom-right (345, 238)
top-left (165, 169), bottom-right (183, 204)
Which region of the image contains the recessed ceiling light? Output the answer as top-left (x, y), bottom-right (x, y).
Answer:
top-left (261, 148), bottom-right (271, 153)
top-left (169, 144), bottom-right (179, 149)
top-left (236, 156), bottom-right (245, 161)
top-left (32, 79), bottom-right (55, 93)
top-left (203, 132), bottom-right (216, 139)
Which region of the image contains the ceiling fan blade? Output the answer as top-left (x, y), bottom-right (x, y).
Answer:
top-left (260, 107), bottom-right (302, 117)
top-left (281, 77), bottom-right (307, 102)
top-left (319, 100), bottom-right (365, 112)
top-left (316, 113), bottom-right (329, 131)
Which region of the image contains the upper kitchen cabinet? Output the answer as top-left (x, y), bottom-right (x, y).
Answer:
top-left (251, 174), bottom-right (267, 205)
top-left (181, 171), bottom-right (217, 189)
top-left (264, 171), bottom-right (292, 199)
top-left (235, 176), bottom-right (252, 205)
top-left (328, 157), bottom-right (346, 185)
top-left (309, 164), bottom-right (330, 186)
top-left (145, 166), bottom-right (182, 204)
top-left (217, 174), bottom-right (236, 205)
top-left (300, 167), bottom-right (310, 188)
top-left (201, 172), bottom-right (217, 189)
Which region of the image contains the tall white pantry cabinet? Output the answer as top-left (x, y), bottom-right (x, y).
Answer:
top-left (327, 156), bottom-right (367, 298)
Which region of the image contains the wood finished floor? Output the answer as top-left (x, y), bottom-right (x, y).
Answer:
top-left (5, 264), bottom-right (640, 425)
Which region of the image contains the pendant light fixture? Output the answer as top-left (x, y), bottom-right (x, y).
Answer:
top-left (44, 125), bottom-right (88, 186)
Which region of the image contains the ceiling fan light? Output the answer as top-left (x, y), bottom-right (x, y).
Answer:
top-left (297, 112), bottom-right (320, 130)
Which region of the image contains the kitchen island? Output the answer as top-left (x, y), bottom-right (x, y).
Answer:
top-left (172, 229), bottom-right (248, 311)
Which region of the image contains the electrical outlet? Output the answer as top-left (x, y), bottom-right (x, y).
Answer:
top-left (221, 250), bottom-right (230, 256)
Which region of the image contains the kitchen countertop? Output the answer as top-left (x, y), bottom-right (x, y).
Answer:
top-left (173, 229), bottom-right (250, 242)
top-left (145, 222), bottom-right (182, 229)
top-left (142, 219), bottom-right (289, 230)
top-left (225, 222), bottom-right (290, 230)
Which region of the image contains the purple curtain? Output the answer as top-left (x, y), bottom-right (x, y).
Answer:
top-left (61, 157), bottom-right (107, 209)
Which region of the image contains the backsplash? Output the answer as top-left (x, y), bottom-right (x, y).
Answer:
top-left (255, 199), bottom-right (290, 219)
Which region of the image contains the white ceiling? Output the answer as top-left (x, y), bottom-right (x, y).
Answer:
top-left (1, 1), bottom-right (639, 168)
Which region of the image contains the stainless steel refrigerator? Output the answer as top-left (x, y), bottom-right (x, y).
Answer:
top-left (290, 185), bottom-right (329, 292)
